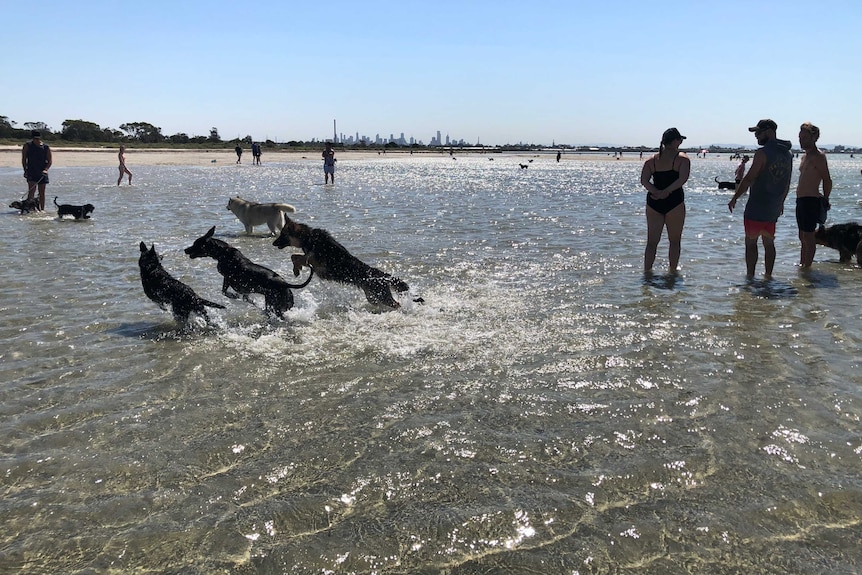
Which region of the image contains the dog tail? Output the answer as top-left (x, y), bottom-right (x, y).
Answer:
top-left (276, 203), bottom-right (296, 213)
top-left (285, 266), bottom-right (314, 289)
top-left (714, 177), bottom-right (720, 183)
top-left (54, 196), bottom-right (60, 207)
top-left (200, 298), bottom-right (226, 310)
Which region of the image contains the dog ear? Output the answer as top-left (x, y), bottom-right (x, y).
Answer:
top-left (205, 226), bottom-right (216, 238)
top-left (140, 242), bottom-right (147, 253)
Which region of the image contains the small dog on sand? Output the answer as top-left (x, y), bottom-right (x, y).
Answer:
top-left (715, 176), bottom-right (737, 190)
top-left (54, 197), bottom-right (94, 219)
top-left (185, 226), bottom-right (313, 318)
top-left (272, 217), bottom-right (414, 308)
top-left (9, 197), bottom-right (41, 214)
top-left (814, 223), bottom-right (862, 265)
top-left (139, 242), bottom-right (225, 324)
top-left (227, 196), bottom-right (296, 235)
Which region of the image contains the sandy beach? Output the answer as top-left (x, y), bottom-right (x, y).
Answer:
top-left (1, 145), bottom-right (634, 169)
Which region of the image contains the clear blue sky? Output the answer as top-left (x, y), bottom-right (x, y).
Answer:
top-left (3, 0), bottom-right (859, 147)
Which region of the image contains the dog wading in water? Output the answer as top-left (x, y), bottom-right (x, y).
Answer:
top-left (273, 217), bottom-right (416, 308)
top-left (139, 242), bottom-right (225, 325)
top-left (185, 226), bottom-right (313, 318)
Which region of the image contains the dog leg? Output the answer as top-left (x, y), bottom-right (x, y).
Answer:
top-left (291, 253), bottom-right (308, 277)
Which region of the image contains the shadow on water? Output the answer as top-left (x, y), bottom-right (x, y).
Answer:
top-left (741, 277), bottom-right (798, 299)
top-left (107, 321), bottom-right (214, 341)
top-left (642, 271), bottom-right (683, 291)
top-left (797, 268), bottom-right (841, 289)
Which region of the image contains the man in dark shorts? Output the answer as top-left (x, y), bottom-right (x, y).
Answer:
top-left (235, 144), bottom-right (243, 164)
top-left (727, 119), bottom-right (793, 279)
top-left (21, 130), bottom-right (52, 210)
top-left (795, 122), bottom-right (832, 268)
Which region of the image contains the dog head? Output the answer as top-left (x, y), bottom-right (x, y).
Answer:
top-left (82, 204), bottom-right (95, 217)
top-left (138, 242), bottom-right (163, 270)
top-left (9, 200), bottom-right (24, 210)
top-left (272, 217), bottom-right (310, 250)
top-left (184, 226), bottom-right (218, 259)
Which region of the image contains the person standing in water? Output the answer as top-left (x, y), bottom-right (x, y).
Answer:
top-left (734, 155), bottom-right (749, 186)
top-left (22, 130), bottom-right (52, 210)
top-left (235, 144), bottom-right (243, 164)
top-left (117, 145), bottom-right (132, 186)
top-left (795, 122), bottom-right (832, 268)
top-left (640, 127), bottom-right (690, 274)
top-left (727, 119), bottom-right (793, 279)
top-left (323, 142), bottom-right (336, 184)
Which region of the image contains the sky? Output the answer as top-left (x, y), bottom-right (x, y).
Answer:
top-left (2, 0), bottom-right (860, 147)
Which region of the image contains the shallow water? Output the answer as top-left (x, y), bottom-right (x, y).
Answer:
top-left (2, 153), bottom-right (862, 574)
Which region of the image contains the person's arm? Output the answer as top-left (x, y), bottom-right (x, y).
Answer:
top-left (728, 149), bottom-right (765, 212)
top-left (779, 155), bottom-right (793, 215)
top-left (819, 152), bottom-right (833, 203)
top-left (21, 142), bottom-right (28, 172)
top-left (663, 153), bottom-right (690, 193)
top-left (640, 158), bottom-right (660, 197)
top-left (45, 147), bottom-right (52, 171)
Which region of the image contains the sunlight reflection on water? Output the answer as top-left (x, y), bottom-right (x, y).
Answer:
top-left (2, 154), bottom-right (862, 573)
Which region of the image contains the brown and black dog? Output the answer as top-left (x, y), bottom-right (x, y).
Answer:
top-left (185, 226), bottom-right (313, 318)
top-left (814, 222), bottom-right (862, 265)
top-left (272, 217), bottom-right (412, 308)
top-left (9, 197), bottom-right (41, 214)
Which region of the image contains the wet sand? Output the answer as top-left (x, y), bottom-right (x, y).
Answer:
top-left (0, 146), bottom-right (631, 168)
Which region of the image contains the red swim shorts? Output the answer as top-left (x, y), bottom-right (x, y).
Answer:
top-left (744, 219), bottom-right (776, 238)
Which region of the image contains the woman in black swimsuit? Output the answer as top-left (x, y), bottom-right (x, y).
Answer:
top-left (640, 127), bottom-right (691, 273)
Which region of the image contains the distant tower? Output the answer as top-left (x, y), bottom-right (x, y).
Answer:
top-left (333, 120), bottom-right (337, 143)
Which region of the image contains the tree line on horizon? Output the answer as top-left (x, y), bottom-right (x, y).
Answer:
top-left (0, 115), bottom-right (256, 146)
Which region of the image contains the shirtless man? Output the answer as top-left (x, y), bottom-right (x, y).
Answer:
top-left (795, 122), bottom-right (832, 268)
top-left (117, 145), bottom-right (132, 186)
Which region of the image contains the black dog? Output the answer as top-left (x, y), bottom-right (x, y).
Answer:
top-left (184, 226), bottom-right (313, 318)
top-left (139, 242), bottom-right (225, 324)
top-left (272, 217), bottom-right (415, 308)
top-left (519, 163), bottom-right (529, 169)
top-left (814, 223), bottom-right (862, 265)
top-left (715, 177), bottom-right (737, 190)
top-left (55, 197), bottom-right (94, 219)
top-left (9, 198), bottom-right (41, 214)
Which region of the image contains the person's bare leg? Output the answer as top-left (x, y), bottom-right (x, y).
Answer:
top-left (664, 203), bottom-right (686, 273)
top-left (799, 230), bottom-right (816, 267)
top-left (745, 236), bottom-right (759, 279)
top-left (763, 235), bottom-right (776, 279)
top-left (643, 207), bottom-right (664, 272)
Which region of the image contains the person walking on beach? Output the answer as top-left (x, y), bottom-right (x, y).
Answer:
top-left (22, 130), bottom-right (52, 210)
top-left (795, 122), bottom-right (832, 268)
top-left (734, 155), bottom-right (749, 185)
top-left (117, 145), bottom-right (132, 186)
top-left (252, 142), bottom-right (261, 165)
top-left (640, 127), bottom-right (690, 274)
top-left (323, 142), bottom-right (336, 184)
top-left (727, 119), bottom-right (793, 279)
top-left (235, 144), bottom-right (243, 164)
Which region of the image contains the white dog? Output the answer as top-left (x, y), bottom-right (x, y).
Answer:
top-left (227, 196), bottom-right (296, 235)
